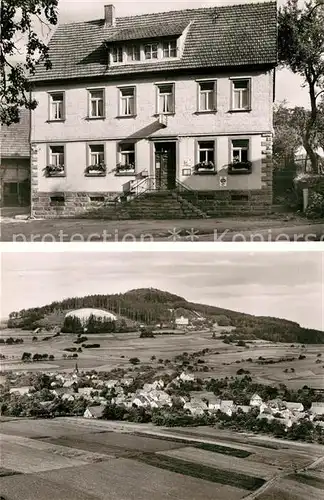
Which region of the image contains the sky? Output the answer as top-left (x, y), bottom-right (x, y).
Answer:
top-left (1, 251), bottom-right (323, 330)
top-left (31, 0), bottom-right (310, 109)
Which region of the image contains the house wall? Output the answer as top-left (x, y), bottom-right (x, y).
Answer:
top-left (31, 69), bottom-right (273, 216)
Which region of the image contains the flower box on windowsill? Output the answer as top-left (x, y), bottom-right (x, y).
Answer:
top-left (114, 163), bottom-right (136, 176)
top-left (43, 165), bottom-right (65, 177)
top-left (85, 164), bottom-right (106, 177)
top-left (85, 171), bottom-right (106, 177)
top-left (228, 161), bottom-right (252, 175)
top-left (194, 162), bottom-right (216, 175)
top-left (115, 171), bottom-right (136, 176)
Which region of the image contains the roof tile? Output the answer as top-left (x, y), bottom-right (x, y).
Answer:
top-left (1, 109), bottom-right (30, 158)
top-left (31, 2), bottom-right (277, 83)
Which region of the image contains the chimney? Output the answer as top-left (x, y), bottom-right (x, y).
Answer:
top-left (104, 4), bottom-right (115, 27)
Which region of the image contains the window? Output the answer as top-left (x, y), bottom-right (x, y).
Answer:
top-left (49, 145), bottom-right (64, 167)
top-left (127, 45), bottom-right (140, 62)
top-left (119, 87), bottom-right (136, 116)
top-left (163, 40), bottom-right (177, 58)
top-left (198, 81), bottom-right (216, 112)
top-left (232, 79), bottom-right (251, 110)
top-left (89, 144), bottom-right (105, 166)
top-left (198, 141), bottom-right (215, 165)
top-left (119, 143), bottom-right (135, 168)
top-left (49, 92), bottom-right (64, 120)
top-left (231, 139), bottom-right (249, 163)
top-left (144, 43), bottom-right (158, 60)
top-left (157, 84), bottom-right (174, 114)
top-left (112, 46), bottom-right (123, 63)
top-left (89, 89), bottom-right (104, 118)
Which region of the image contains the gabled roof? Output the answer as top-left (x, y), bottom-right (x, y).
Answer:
top-left (31, 2), bottom-right (277, 84)
top-left (1, 109), bottom-right (30, 158)
top-left (86, 405), bottom-right (105, 417)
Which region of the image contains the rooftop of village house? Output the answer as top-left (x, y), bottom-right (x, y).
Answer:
top-left (30, 2), bottom-right (277, 84)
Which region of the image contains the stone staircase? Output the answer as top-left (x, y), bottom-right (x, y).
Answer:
top-left (81, 191), bottom-right (209, 220)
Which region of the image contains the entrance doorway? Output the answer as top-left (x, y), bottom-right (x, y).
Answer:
top-left (154, 142), bottom-right (176, 190)
top-left (2, 180), bottom-right (30, 206)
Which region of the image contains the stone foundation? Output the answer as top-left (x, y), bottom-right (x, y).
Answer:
top-left (31, 191), bottom-right (120, 218)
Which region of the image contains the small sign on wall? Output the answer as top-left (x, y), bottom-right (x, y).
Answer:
top-left (182, 168), bottom-right (192, 176)
top-left (219, 176), bottom-right (227, 187)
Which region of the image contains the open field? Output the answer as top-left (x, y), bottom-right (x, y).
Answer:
top-left (157, 446), bottom-right (278, 479)
top-left (1, 328), bottom-right (324, 389)
top-left (1, 418), bottom-right (323, 500)
top-left (257, 477), bottom-right (323, 500)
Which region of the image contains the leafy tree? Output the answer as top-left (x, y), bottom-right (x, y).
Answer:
top-left (1, 0), bottom-right (59, 125)
top-left (278, 0), bottom-right (324, 172)
top-left (21, 352), bottom-right (31, 361)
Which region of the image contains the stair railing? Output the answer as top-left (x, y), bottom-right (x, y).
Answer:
top-left (127, 176), bottom-right (157, 199)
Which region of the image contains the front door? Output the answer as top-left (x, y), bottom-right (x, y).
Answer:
top-left (154, 142), bottom-right (176, 190)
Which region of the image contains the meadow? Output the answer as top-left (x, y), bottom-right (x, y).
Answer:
top-left (1, 328), bottom-right (323, 390)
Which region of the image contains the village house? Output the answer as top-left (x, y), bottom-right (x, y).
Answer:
top-left (284, 402), bottom-right (304, 413)
top-left (121, 377), bottom-right (134, 386)
top-left (249, 393), bottom-right (263, 407)
top-left (175, 316), bottom-right (189, 328)
top-left (28, 2), bottom-right (277, 219)
top-left (9, 386), bottom-right (34, 396)
top-left (220, 400), bottom-right (235, 416)
top-left (184, 399), bottom-right (208, 416)
top-left (235, 405), bottom-right (251, 414)
top-left (78, 387), bottom-right (95, 399)
top-left (132, 394), bottom-right (151, 408)
top-left (50, 387), bottom-right (75, 398)
top-left (178, 371), bottom-right (195, 383)
top-left (84, 404), bottom-right (106, 419)
top-left (310, 402), bottom-right (324, 416)
top-left (105, 379), bottom-right (120, 389)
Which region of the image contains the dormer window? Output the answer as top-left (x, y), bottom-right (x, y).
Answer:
top-left (127, 45), bottom-right (140, 62)
top-left (109, 37), bottom-right (182, 65)
top-left (163, 40), bottom-right (177, 58)
top-left (144, 43), bottom-right (158, 60)
top-left (112, 46), bottom-right (123, 63)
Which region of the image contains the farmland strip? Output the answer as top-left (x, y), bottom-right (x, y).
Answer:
top-left (132, 452), bottom-right (265, 491)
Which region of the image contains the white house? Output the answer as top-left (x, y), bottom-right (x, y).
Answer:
top-left (178, 372), bottom-right (195, 382)
top-left (249, 394), bottom-right (263, 407)
top-left (9, 386), bottom-right (34, 396)
top-left (29, 2), bottom-right (277, 219)
top-left (132, 394), bottom-right (151, 408)
top-left (175, 316), bottom-right (189, 328)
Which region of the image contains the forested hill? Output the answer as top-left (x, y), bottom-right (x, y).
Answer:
top-left (7, 288), bottom-right (324, 344)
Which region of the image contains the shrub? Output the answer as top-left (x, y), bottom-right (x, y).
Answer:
top-left (305, 192), bottom-right (324, 219)
top-left (129, 357), bottom-right (140, 365)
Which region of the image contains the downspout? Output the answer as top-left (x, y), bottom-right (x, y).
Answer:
top-left (29, 89), bottom-right (32, 215)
